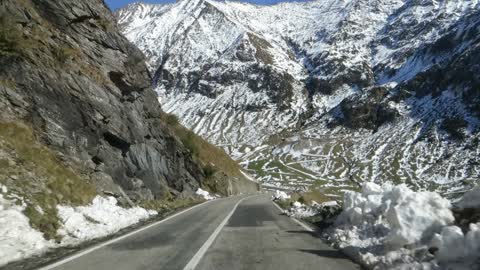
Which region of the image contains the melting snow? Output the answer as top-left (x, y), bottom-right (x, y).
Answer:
top-left (284, 201), bottom-right (318, 219)
top-left (0, 188), bottom-right (52, 267)
top-left (432, 223), bottom-right (480, 270)
top-left (328, 182), bottom-right (480, 269)
top-left (0, 187), bottom-right (157, 267)
top-left (271, 190), bottom-right (290, 201)
top-left (195, 188), bottom-right (216, 200)
top-left (57, 196), bottom-right (157, 243)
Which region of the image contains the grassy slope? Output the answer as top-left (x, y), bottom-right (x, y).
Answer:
top-left (161, 113), bottom-right (251, 194)
top-left (0, 122), bottom-right (97, 240)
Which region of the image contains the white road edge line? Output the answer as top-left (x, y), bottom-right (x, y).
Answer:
top-left (271, 201), bottom-right (313, 232)
top-left (182, 195), bottom-right (254, 270)
top-left (39, 199), bottom-right (217, 270)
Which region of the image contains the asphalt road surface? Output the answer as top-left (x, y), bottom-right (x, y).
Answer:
top-left (41, 195), bottom-right (359, 270)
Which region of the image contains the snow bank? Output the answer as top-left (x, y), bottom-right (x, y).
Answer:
top-left (430, 223), bottom-right (480, 269)
top-left (271, 190), bottom-right (290, 201)
top-left (285, 200), bottom-right (339, 219)
top-left (57, 196), bottom-right (157, 242)
top-left (329, 182), bottom-right (455, 268)
top-left (0, 186), bottom-right (158, 267)
top-left (314, 200), bottom-right (338, 207)
top-left (0, 187), bottom-right (52, 267)
top-left (195, 188), bottom-right (216, 200)
top-left (285, 201), bottom-right (317, 218)
top-left (337, 182), bottom-right (454, 247)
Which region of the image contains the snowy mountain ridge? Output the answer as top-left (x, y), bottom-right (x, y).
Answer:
top-left (117, 0), bottom-right (480, 196)
top-left (118, 0), bottom-right (313, 146)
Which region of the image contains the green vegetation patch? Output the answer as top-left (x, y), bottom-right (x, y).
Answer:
top-left (202, 164), bottom-right (218, 179)
top-left (0, 78), bottom-right (16, 89)
top-left (0, 20), bottom-right (29, 58)
top-left (162, 112), bottom-right (243, 177)
top-left (54, 46), bottom-right (81, 64)
top-left (161, 112), bottom-right (246, 195)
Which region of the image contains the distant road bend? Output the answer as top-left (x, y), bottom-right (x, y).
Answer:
top-left (40, 195), bottom-right (359, 270)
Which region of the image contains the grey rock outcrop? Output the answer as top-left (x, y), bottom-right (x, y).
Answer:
top-left (0, 0), bottom-right (257, 202)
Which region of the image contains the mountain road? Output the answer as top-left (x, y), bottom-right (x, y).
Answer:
top-left (40, 195), bottom-right (359, 270)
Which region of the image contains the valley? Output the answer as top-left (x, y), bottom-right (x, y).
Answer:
top-left (117, 0), bottom-right (480, 198)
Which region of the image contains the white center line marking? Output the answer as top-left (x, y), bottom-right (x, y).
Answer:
top-left (271, 201), bottom-right (313, 232)
top-left (39, 199), bottom-right (217, 270)
top-left (182, 195), bottom-right (254, 270)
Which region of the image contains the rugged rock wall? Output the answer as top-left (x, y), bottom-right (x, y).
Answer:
top-left (0, 0), bottom-right (256, 203)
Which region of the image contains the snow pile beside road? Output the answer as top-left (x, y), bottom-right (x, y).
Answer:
top-left (195, 188), bottom-right (216, 200)
top-left (427, 186), bottom-right (480, 270)
top-left (285, 200), bottom-right (339, 219)
top-left (328, 182), bottom-right (455, 268)
top-left (57, 196), bottom-right (157, 243)
top-left (271, 190), bottom-right (290, 201)
top-left (0, 186), bottom-right (157, 267)
top-left (0, 186), bottom-right (53, 267)
top-left (285, 201), bottom-right (318, 218)
top-left (431, 223), bottom-right (480, 270)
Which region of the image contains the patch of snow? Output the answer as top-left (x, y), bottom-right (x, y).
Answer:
top-left (313, 200), bottom-right (338, 208)
top-left (57, 196), bottom-right (157, 243)
top-left (285, 201), bottom-right (318, 219)
top-left (431, 223), bottom-right (480, 270)
top-left (271, 190), bottom-right (290, 201)
top-left (281, 199), bottom-right (340, 219)
top-left (384, 185), bottom-right (453, 248)
top-left (34, 205), bottom-right (44, 215)
top-left (0, 191), bottom-right (53, 267)
top-left (330, 182), bottom-right (454, 268)
top-left (0, 186), bottom-right (159, 267)
top-left (195, 188), bottom-right (216, 200)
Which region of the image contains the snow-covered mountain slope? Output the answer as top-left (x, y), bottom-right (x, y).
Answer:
top-left (117, 0), bottom-right (480, 196)
top-left (117, 0), bottom-right (311, 146)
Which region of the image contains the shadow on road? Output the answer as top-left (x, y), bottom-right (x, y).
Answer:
top-left (227, 204), bottom-right (276, 227)
top-left (285, 230), bottom-right (321, 238)
top-left (109, 233), bottom-right (175, 251)
top-left (298, 249), bottom-right (350, 259)
top-left (286, 230), bottom-right (353, 261)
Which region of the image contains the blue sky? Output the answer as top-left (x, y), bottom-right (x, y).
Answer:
top-left (105, 0), bottom-right (309, 10)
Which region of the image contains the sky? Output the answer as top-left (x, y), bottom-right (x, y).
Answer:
top-left (105, 0), bottom-right (309, 10)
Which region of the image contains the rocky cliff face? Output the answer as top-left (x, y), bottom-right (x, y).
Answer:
top-left (118, 0), bottom-right (480, 197)
top-left (0, 0), bottom-right (256, 205)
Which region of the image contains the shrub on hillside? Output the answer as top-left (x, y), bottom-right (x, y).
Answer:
top-left (165, 113), bottom-right (179, 126)
top-left (0, 23), bottom-right (23, 57)
top-left (181, 130), bottom-right (199, 157)
top-left (203, 164), bottom-right (217, 179)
